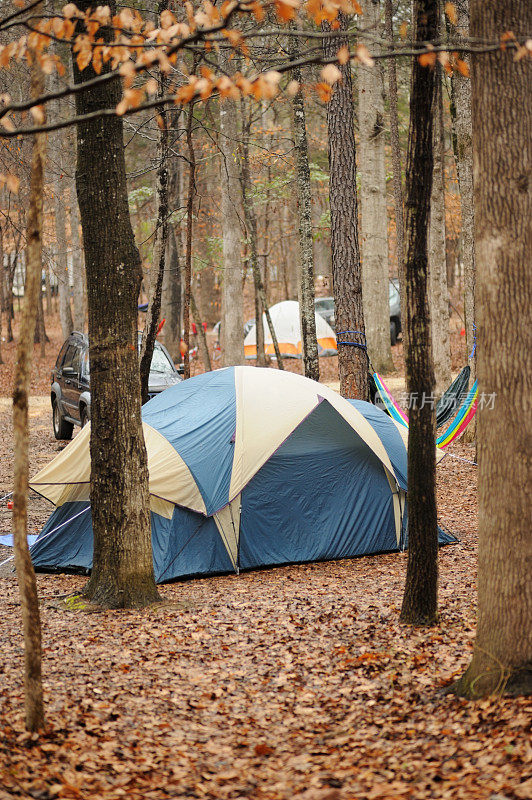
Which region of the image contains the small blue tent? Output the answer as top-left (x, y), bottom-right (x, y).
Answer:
top-left (29, 367), bottom-right (454, 582)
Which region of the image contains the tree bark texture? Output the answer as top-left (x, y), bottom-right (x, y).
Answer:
top-left (450, 0), bottom-right (476, 440)
top-left (428, 68), bottom-right (451, 398)
top-left (323, 14), bottom-right (369, 400)
top-left (289, 35), bottom-right (319, 381)
top-left (358, 0), bottom-right (393, 373)
top-left (140, 75), bottom-right (170, 404)
top-left (218, 58), bottom-right (244, 367)
top-left (399, 0), bottom-right (439, 627)
top-left (12, 47), bottom-right (45, 732)
top-left (73, 0), bottom-right (160, 608)
top-left (452, 0), bottom-right (531, 697)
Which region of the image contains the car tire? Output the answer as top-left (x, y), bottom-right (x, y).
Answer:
top-left (80, 407), bottom-right (89, 428)
top-left (53, 399), bottom-right (73, 440)
top-left (390, 319), bottom-right (398, 347)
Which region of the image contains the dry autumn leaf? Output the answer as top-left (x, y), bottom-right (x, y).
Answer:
top-left (444, 2), bottom-right (458, 26)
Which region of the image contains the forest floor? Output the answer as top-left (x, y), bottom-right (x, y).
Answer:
top-left (0, 314), bottom-right (530, 800)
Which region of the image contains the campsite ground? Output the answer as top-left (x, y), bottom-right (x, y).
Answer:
top-left (0, 317), bottom-right (530, 800)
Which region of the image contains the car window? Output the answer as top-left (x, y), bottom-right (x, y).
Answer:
top-left (55, 341), bottom-right (69, 369)
top-left (62, 345), bottom-right (80, 372)
top-left (150, 346), bottom-right (175, 374)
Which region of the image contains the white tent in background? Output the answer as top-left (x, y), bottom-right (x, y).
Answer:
top-left (244, 300), bottom-right (337, 359)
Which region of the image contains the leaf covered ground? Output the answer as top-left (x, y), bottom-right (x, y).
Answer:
top-left (0, 329), bottom-right (530, 800)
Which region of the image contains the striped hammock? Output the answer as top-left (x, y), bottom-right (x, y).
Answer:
top-left (373, 373), bottom-right (478, 449)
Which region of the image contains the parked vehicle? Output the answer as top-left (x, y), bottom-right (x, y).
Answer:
top-left (51, 332), bottom-right (182, 440)
top-left (314, 280), bottom-right (402, 345)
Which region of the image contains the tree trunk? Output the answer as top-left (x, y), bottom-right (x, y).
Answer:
top-left (190, 293), bottom-right (211, 372)
top-left (399, 0), bottom-right (439, 627)
top-left (290, 63), bottom-right (319, 380)
top-left (450, 0), bottom-right (476, 440)
top-left (12, 46), bottom-right (45, 732)
top-left (384, 0), bottom-right (408, 352)
top-left (323, 14), bottom-right (369, 399)
top-left (239, 101), bottom-right (284, 369)
top-left (358, 0), bottom-right (393, 373)
top-left (183, 101), bottom-right (195, 380)
top-left (218, 58), bottom-right (244, 367)
top-left (51, 120), bottom-right (74, 341)
top-left (140, 72), bottom-right (169, 404)
top-left (451, 0), bottom-right (531, 698)
top-left (70, 175), bottom-right (85, 332)
top-left (73, 0), bottom-right (160, 609)
top-left (160, 223), bottom-right (181, 362)
top-left (34, 289), bottom-right (47, 356)
top-left (428, 67), bottom-right (451, 398)
top-left (239, 102), bottom-right (266, 367)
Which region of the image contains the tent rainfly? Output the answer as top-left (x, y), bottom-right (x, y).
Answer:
top-left (29, 367), bottom-right (454, 582)
top-left (244, 300), bottom-right (337, 358)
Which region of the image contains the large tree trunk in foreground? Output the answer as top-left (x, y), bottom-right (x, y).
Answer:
top-left (428, 68), bottom-right (451, 398)
top-left (323, 13), bottom-right (369, 399)
top-left (358, 0), bottom-right (393, 373)
top-left (399, 0), bottom-right (439, 627)
top-left (73, 0), bottom-right (160, 608)
top-left (290, 36), bottom-right (319, 381)
top-left (450, 0), bottom-right (476, 440)
top-left (12, 50), bottom-right (45, 732)
top-left (451, 0), bottom-right (531, 698)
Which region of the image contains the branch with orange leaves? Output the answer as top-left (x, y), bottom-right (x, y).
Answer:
top-left (0, 0), bottom-right (530, 141)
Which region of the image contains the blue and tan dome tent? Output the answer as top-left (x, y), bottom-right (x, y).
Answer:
top-left (29, 367), bottom-right (454, 582)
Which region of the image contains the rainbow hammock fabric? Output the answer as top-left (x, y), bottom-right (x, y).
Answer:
top-left (373, 373), bottom-right (478, 449)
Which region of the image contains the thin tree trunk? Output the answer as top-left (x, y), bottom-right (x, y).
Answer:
top-left (428, 66), bottom-right (451, 398)
top-left (323, 14), bottom-right (369, 399)
top-left (52, 127), bottom-right (74, 340)
top-left (218, 53), bottom-right (244, 367)
top-left (183, 101), bottom-right (195, 380)
top-left (140, 68), bottom-right (169, 404)
top-left (34, 289), bottom-right (47, 356)
top-left (73, 0), bottom-right (160, 609)
top-left (450, 0), bottom-right (476, 441)
top-left (399, 0), bottom-right (439, 627)
top-left (161, 223), bottom-right (181, 362)
top-left (290, 45), bottom-right (319, 381)
top-left (240, 102), bottom-right (266, 367)
top-left (13, 44), bottom-right (45, 732)
top-left (70, 176), bottom-right (85, 332)
top-left (6, 253), bottom-right (15, 341)
top-left (384, 0), bottom-right (408, 350)
top-left (239, 102), bottom-right (284, 369)
top-left (358, 0), bottom-right (393, 372)
top-left (190, 293), bottom-right (211, 372)
top-left (451, 0), bottom-right (531, 698)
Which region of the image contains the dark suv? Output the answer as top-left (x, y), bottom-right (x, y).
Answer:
top-left (51, 332), bottom-right (182, 440)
